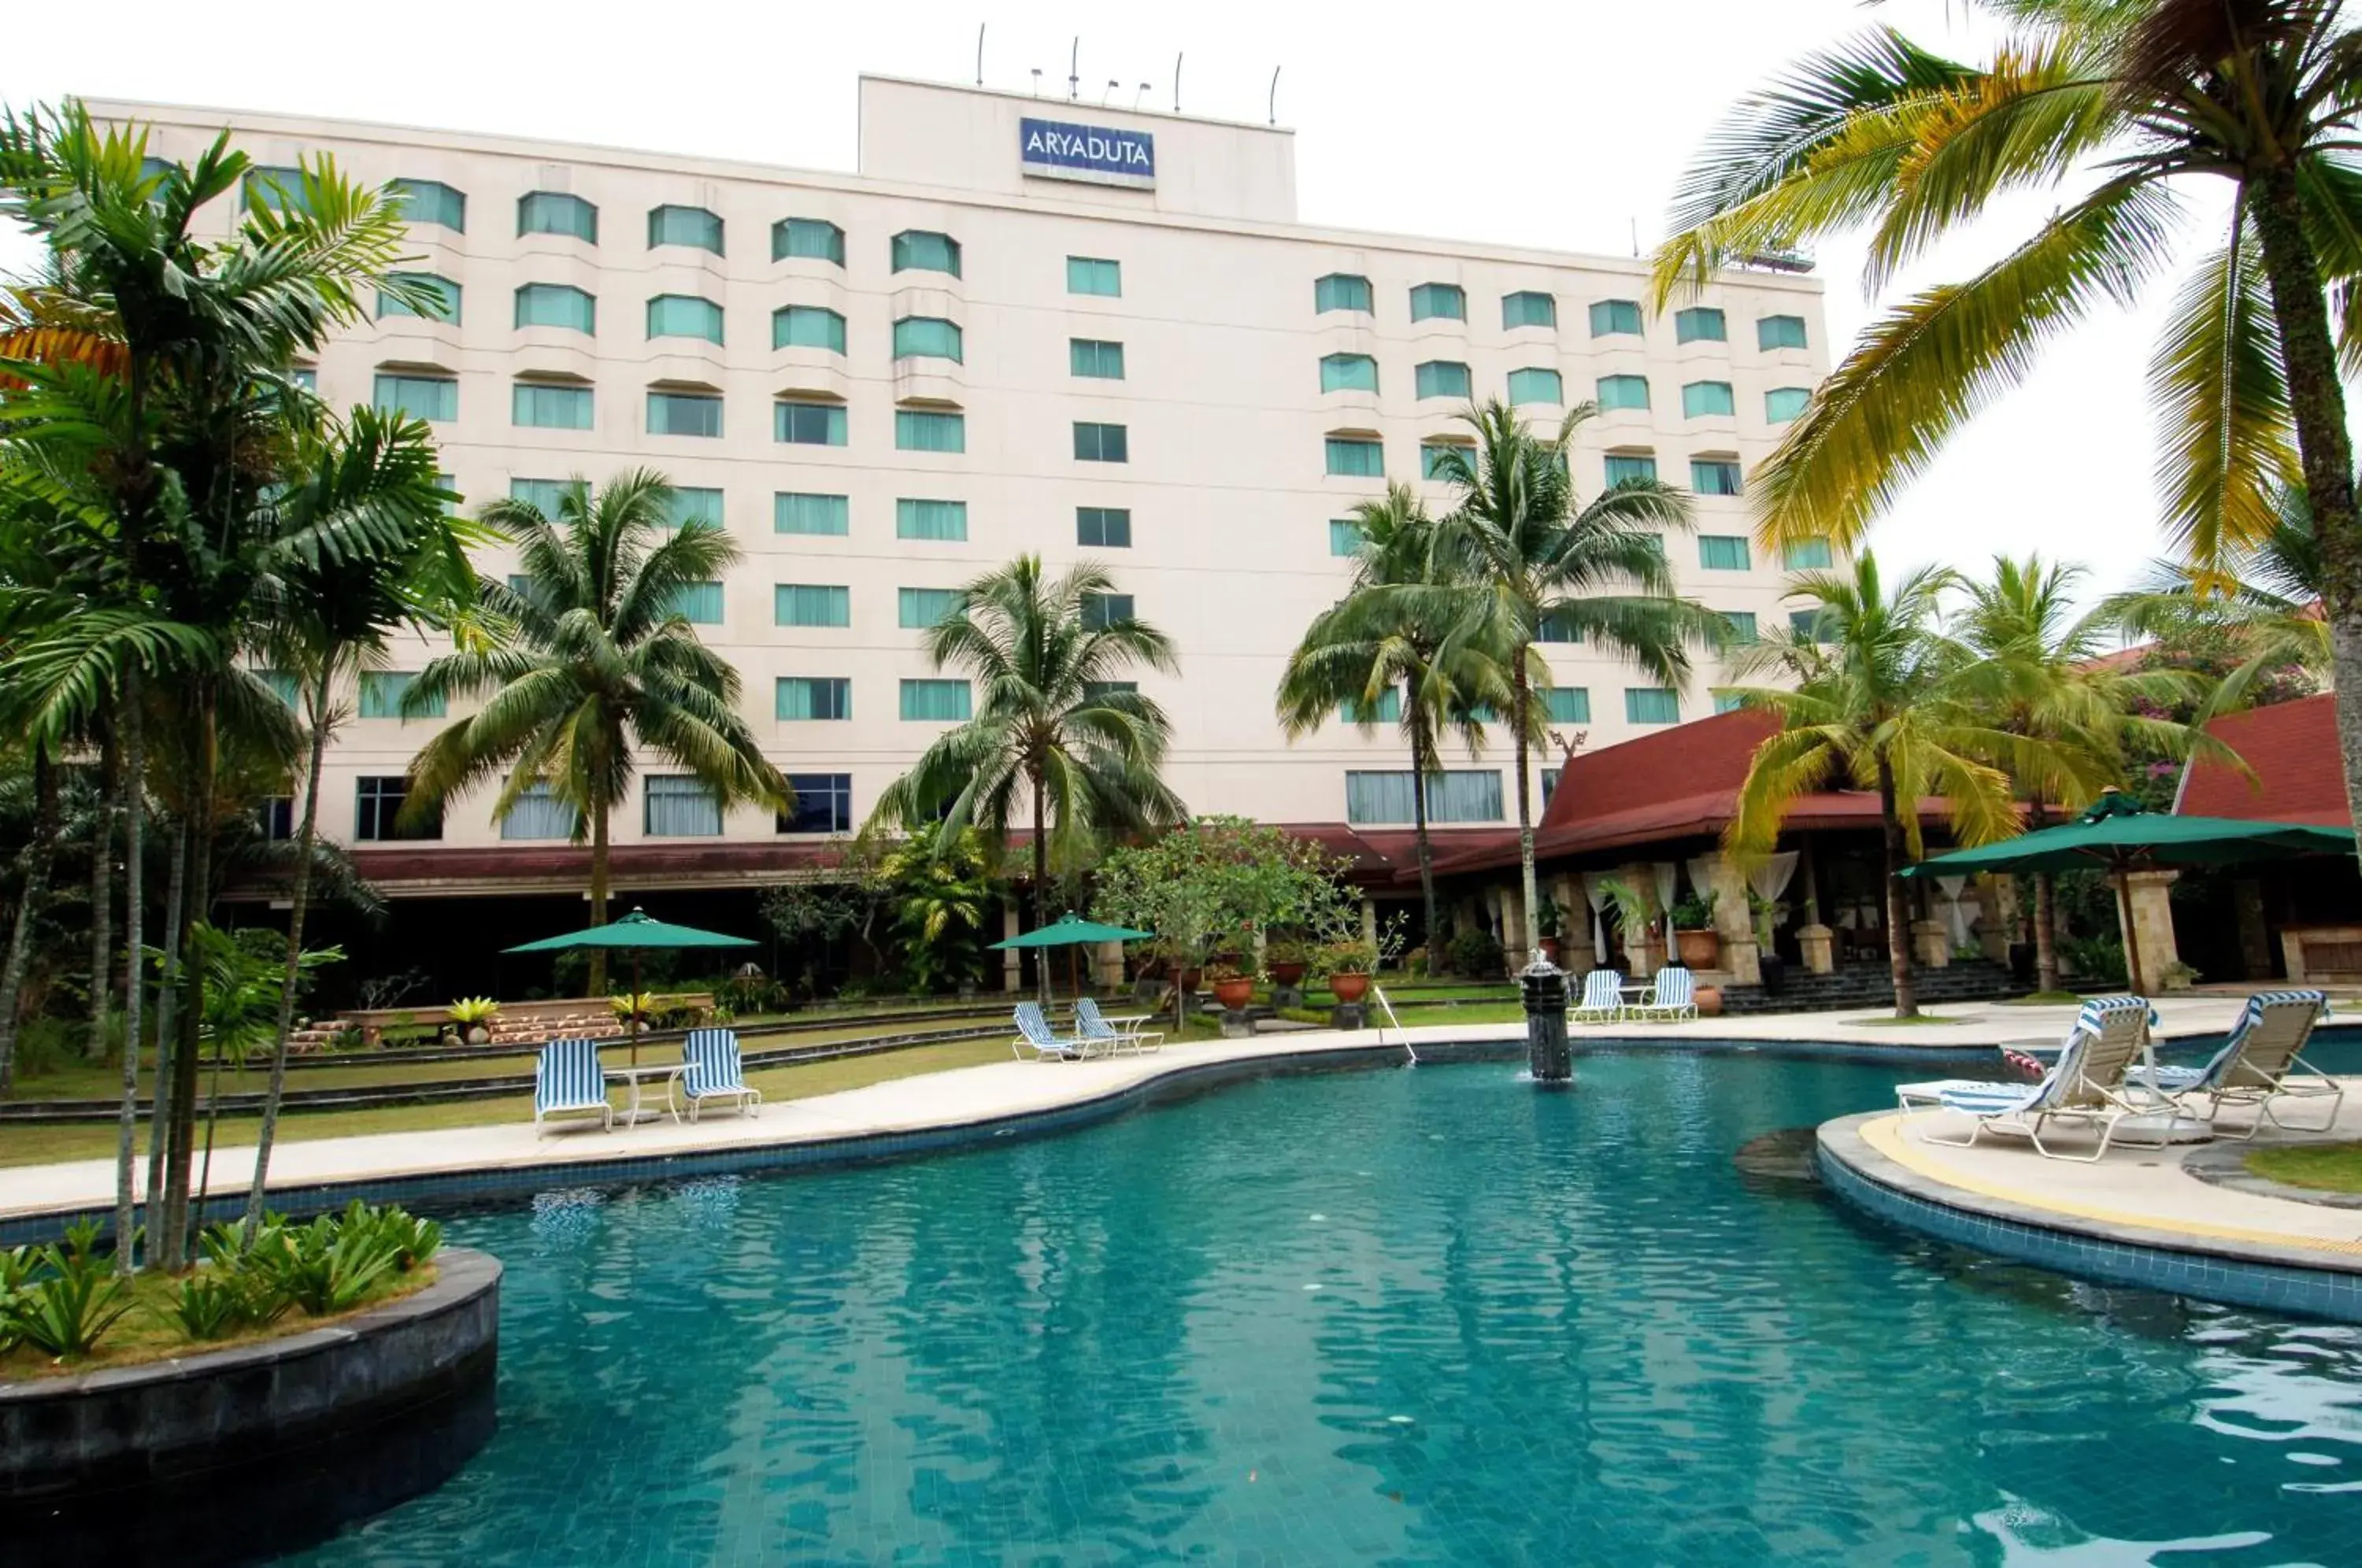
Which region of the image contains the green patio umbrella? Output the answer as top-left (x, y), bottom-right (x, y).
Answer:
top-left (1900, 793), bottom-right (2354, 993)
top-left (990, 912), bottom-right (1157, 1000)
top-left (506, 907), bottom-right (756, 1066)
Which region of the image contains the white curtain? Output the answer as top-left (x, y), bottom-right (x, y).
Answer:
top-left (1653, 861), bottom-right (1679, 943)
top-left (1746, 852), bottom-right (1801, 937)
top-left (1686, 856), bottom-right (1720, 926)
top-left (1581, 874), bottom-right (1612, 963)
top-left (1936, 875), bottom-right (1972, 947)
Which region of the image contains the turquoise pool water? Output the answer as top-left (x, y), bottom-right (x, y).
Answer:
top-left (295, 1055), bottom-right (2362, 1565)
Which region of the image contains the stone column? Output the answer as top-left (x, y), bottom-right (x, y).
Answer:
top-left (2234, 880), bottom-right (2271, 981)
top-left (1797, 924), bottom-right (1835, 975)
top-left (1499, 883), bottom-right (1528, 974)
top-left (1001, 899), bottom-right (1023, 993)
top-left (1361, 896), bottom-right (1379, 949)
top-left (1910, 919), bottom-right (1952, 968)
top-left (1700, 851), bottom-right (1759, 986)
top-left (1975, 875), bottom-right (2011, 962)
top-left (2125, 869), bottom-right (2185, 990)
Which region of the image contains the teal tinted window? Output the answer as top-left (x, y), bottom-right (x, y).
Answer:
top-left (1783, 537), bottom-right (1834, 570)
top-left (776, 493), bottom-right (850, 535)
top-left (1758, 314), bottom-right (1809, 350)
top-left (1070, 338), bottom-right (1125, 379)
top-left (1340, 688), bottom-right (1402, 724)
top-left (1536, 608), bottom-right (1583, 643)
top-left (898, 409), bottom-right (966, 453)
top-left (1346, 770), bottom-right (1502, 824)
top-left (1698, 534), bottom-right (1751, 571)
top-left (1504, 291), bottom-right (1558, 330)
top-left (661, 487), bottom-right (723, 529)
top-left (510, 478), bottom-right (573, 516)
top-left (1067, 256), bottom-right (1121, 296)
top-left (1422, 442), bottom-right (1473, 480)
top-left (895, 499), bottom-right (968, 542)
top-left (1625, 687), bottom-right (1679, 724)
top-left (358, 671), bottom-right (440, 719)
top-left (1315, 273), bottom-right (1372, 313)
top-left (244, 165), bottom-right (308, 213)
top-left (1077, 507), bottom-right (1131, 547)
top-left (1415, 361), bottom-right (1471, 400)
top-left (1081, 592), bottom-right (1134, 631)
top-left (1320, 353), bottom-right (1379, 394)
top-left (1692, 459), bottom-right (1743, 497)
top-left (1589, 298), bottom-right (1643, 336)
top-left (775, 584), bottom-right (850, 627)
top-left (1597, 375), bottom-right (1649, 411)
top-left (1328, 519), bottom-right (1364, 557)
top-left (377, 272), bottom-right (459, 323)
top-left (392, 178), bottom-right (465, 231)
top-left (891, 230), bottom-right (961, 276)
top-left (1325, 437), bottom-right (1382, 477)
top-left (648, 205), bottom-right (723, 253)
top-left (893, 316), bottom-right (964, 362)
top-left (288, 366), bottom-right (317, 392)
top-left (1675, 307), bottom-right (1727, 343)
top-left (776, 401), bottom-right (847, 446)
top-left (1720, 610), bottom-right (1759, 644)
top-left (1507, 367), bottom-right (1562, 405)
top-left (666, 581), bottom-right (724, 624)
top-left (646, 294), bottom-right (723, 344)
top-left (261, 670), bottom-right (301, 708)
top-left (372, 374), bottom-right (456, 422)
top-left (898, 587), bottom-right (960, 628)
top-left (1544, 687), bottom-right (1591, 724)
top-left (1767, 386), bottom-right (1812, 423)
top-left (1083, 682), bottom-right (1137, 701)
top-left (1712, 693), bottom-right (1746, 715)
top-left (1409, 283), bottom-right (1465, 322)
top-left (900, 679), bottom-right (972, 722)
top-left (518, 191), bottom-right (597, 242)
top-left (1683, 380), bottom-right (1737, 418)
top-left (515, 283), bottom-right (594, 334)
top-left (1072, 422), bottom-right (1127, 462)
top-left (773, 306), bottom-right (846, 353)
top-left (1604, 453), bottom-right (1657, 486)
top-left (647, 391), bottom-right (722, 438)
top-left (513, 382), bottom-right (592, 429)
top-left (642, 776), bottom-right (722, 836)
top-left (773, 218), bottom-right (844, 264)
top-left (776, 677), bottom-right (850, 720)
top-left (1790, 608), bottom-right (1833, 642)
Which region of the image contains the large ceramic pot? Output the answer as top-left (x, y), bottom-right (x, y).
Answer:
top-left (1329, 971), bottom-right (1372, 1004)
top-left (1175, 967), bottom-right (1203, 993)
top-left (1696, 985), bottom-right (1724, 1017)
top-left (465, 1026), bottom-right (491, 1046)
top-left (1756, 953), bottom-right (1788, 997)
top-left (1268, 961), bottom-right (1308, 988)
top-left (1212, 977), bottom-right (1256, 1009)
top-left (1538, 937), bottom-right (1564, 967)
top-left (1675, 928), bottom-right (1722, 970)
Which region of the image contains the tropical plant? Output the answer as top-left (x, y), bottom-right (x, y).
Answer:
top-left (4, 1244), bottom-right (134, 1359)
top-left (2108, 484), bottom-right (2329, 715)
top-left (402, 472), bottom-right (790, 993)
top-left (446, 997), bottom-right (502, 1026)
top-left (1668, 889), bottom-right (1718, 932)
top-left (879, 825), bottom-right (997, 995)
top-left (248, 1200), bottom-right (410, 1316)
top-left (1651, 1), bottom-right (2362, 857)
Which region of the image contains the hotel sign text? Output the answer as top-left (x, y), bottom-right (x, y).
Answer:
top-left (1020, 116), bottom-right (1155, 189)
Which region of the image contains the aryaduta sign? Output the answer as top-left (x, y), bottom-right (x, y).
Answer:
top-left (1019, 116), bottom-right (1157, 189)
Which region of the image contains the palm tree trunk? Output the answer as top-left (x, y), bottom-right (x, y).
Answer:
top-left (1031, 764), bottom-right (1050, 1004)
top-left (2026, 797), bottom-right (2058, 994)
top-left (146, 815), bottom-right (187, 1264)
top-left (245, 671), bottom-right (334, 1238)
top-left (588, 795), bottom-right (610, 997)
top-left (1876, 756), bottom-right (1918, 1019)
top-left (1512, 645), bottom-right (1540, 966)
top-left (0, 743), bottom-right (62, 1093)
top-left (1409, 716), bottom-right (1439, 980)
top-left (86, 729), bottom-right (118, 1062)
top-left (160, 684), bottom-right (217, 1267)
top-left (2249, 166), bottom-right (2362, 864)
top-left (114, 678), bottom-right (145, 1275)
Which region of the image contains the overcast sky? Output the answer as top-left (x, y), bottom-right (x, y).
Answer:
top-left (2, 0), bottom-right (2221, 608)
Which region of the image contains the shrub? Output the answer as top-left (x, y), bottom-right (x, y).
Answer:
top-left (447, 997), bottom-right (502, 1026)
top-left (6, 1247), bottom-right (134, 1359)
top-left (1446, 927), bottom-right (1503, 978)
top-left (248, 1201), bottom-right (415, 1317)
top-left (165, 1270), bottom-right (290, 1341)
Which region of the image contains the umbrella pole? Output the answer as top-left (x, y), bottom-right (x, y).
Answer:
top-left (631, 949), bottom-right (642, 1068)
top-left (2111, 867), bottom-right (2149, 997)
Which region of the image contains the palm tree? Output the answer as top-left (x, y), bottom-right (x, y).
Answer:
top-left (870, 553), bottom-right (1182, 984)
top-left (1276, 483), bottom-right (1509, 972)
top-left (2108, 483), bottom-right (2330, 712)
top-left (1651, 2), bottom-right (2362, 860)
top-left (1723, 554), bottom-right (2074, 1018)
top-left (404, 472), bottom-right (787, 993)
top-left (1427, 398), bottom-right (1723, 963)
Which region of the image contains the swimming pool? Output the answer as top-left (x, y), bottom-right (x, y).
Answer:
top-left (287, 1052), bottom-right (2362, 1565)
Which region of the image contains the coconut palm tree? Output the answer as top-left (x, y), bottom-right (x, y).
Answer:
top-left (403, 472), bottom-right (788, 993)
top-left (1426, 398), bottom-right (1724, 962)
top-left (869, 553), bottom-right (1182, 983)
top-left (1276, 483), bottom-right (1509, 972)
top-left (1650, 2), bottom-right (2362, 860)
top-left (2108, 483), bottom-right (2330, 713)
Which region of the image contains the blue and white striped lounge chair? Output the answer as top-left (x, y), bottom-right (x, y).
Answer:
top-left (534, 1037), bottom-right (613, 1135)
top-left (2146, 989), bottom-right (2338, 1140)
top-left (1076, 996), bottom-right (1162, 1055)
top-left (671, 1028), bottom-right (762, 1123)
top-left (1630, 965), bottom-right (1697, 1023)
top-left (1012, 1001), bottom-right (1102, 1061)
top-left (1569, 970), bottom-right (1623, 1025)
top-left (1894, 996), bottom-right (2165, 1162)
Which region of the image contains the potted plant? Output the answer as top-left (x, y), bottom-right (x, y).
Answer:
top-left (1747, 889), bottom-right (1788, 996)
top-left (1264, 934), bottom-right (1311, 989)
top-left (1323, 939), bottom-right (1378, 1003)
top-left (1535, 893), bottom-right (1565, 967)
top-left (1205, 960), bottom-right (1256, 1010)
top-left (448, 997), bottom-right (502, 1045)
top-left (1670, 889), bottom-right (1721, 969)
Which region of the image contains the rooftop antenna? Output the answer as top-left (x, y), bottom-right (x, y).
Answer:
top-left (1134, 81), bottom-right (1151, 109)
top-left (1173, 53), bottom-right (1183, 113)
top-left (1268, 65), bottom-right (1282, 126)
top-left (1103, 78), bottom-right (1119, 105)
top-left (1068, 39), bottom-right (1080, 101)
top-left (1030, 68), bottom-right (1042, 98)
top-left (1631, 217), bottom-right (1639, 257)
top-left (975, 23), bottom-right (985, 87)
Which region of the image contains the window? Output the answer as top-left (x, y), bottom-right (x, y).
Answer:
top-left (513, 382), bottom-right (592, 430)
top-left (1072, 421), bottom-right (1127, 462)
top-left (1544, 686), bottom-right (1591, 724)
top-left (775, 584), bottom-right (851, 627)
top-left (1589, 298), bottom-right (1643, 336)
top-left (658, 487), bottom-right (722, 531)
top-left (1698, 535), bottom-right (1752, 571)
top-left (1507, 367), bottom-right (1564, 405)
top-left (1720, 610), bottom-right (1759, 644)
top-left (898, 409), bottom-right (967, 453)
top-left (377, 272), bottom-right (459, 323)
top-left (901, 679), bottom-right (972, 722)
top-left (358, 671), bottom-right (440, 719)
top-left (244, 165), bottom-right (308, 213)
top-left (1325, 436), bottom-right (1382, 477)
top-left (1715, 693), bottom-right (1749, 715)
top-left (890, 230), bottom-right (961, 276)
top-left (776, 492), bottom-right (850, 535)
top-left (1783, 537), bottom-right (1834, 571)
top-left (518, 191), bottom-right (597, 242)
top-left (1077, 506), bottom-right (1131, 547)
top-left (511, 478), bottom-right (576, 516)
top-left (776, 400), bottom-right (847, 446)
top-left (1596, 374), bottom-right (1649, 411)
top-left (779, 773), bottom-right (853, 833)
top-left (1067, 256), bottom-right (1121, 296)
top-left (1328, 519), bottom-right (1365, 557)
top-left (1758, 314), bottom-right (1809, 351)
top-left (1083, 681), bottom-right (1137, 701)
top-left (391, 178), bottom-right (465, 232)
top-left (1675, 306), bottom-right (1727, 343)
top-left (259, 797), bottom-right (295, 842)
top-left (894, 316), bottom-right (964, 362)
top-left (1625, 687), bottom-right (1679, 724)
top-left (1683, 380), bottom-right (1737, 419)
top-left (1692, 459), bottom-right (1743, 497)
top-left (665, 581), bottom-right (724, 624)
top-left (1409, 283), bottom-right (1465, 322)
top-left (1415, 361), bottom-right (1471, 400)
top-left (355, 777), bottom-right (437, 841)
top-left (773, 305), bottom-right (846, 353)
top-left (372, 373), bottom-right (456, 422)
top-left (774, 218), bottom-right (845, 264)
top-left (647, 205), bottom-right (723, 255)
top-left (648, 391), bottom-right (722, 438)
top-left (1070, 338), bottom-right (1126, 379)
top-left (1604, 453), bottom-right (1657, 486)
top-left (1320, 353), bottom-right (1379, 394)
top-left (500, 783), bottom-right (577, 841)
top-left (1081, 592), bottom-right (1134, 630)
top-left (1790, 608), bottom-right (1833, 642)
top-left (1767, 386), bottom-right (1812, 423)
top-left (515, 283), bottom-right (594, 335)
top-left (287, 366), bottom-right (317, 393)
top-left (1504, 291), bottom-right (1558, 331)
top-left (1340, 689), bottom-right (1402, 724)
top-left (1346, 771), bottom-right (1502, 824)
top-left (646, 294), bottom-right (724, 345)
top-left (1422, 442), bottom-right (1474, 480)
top-left (645, 775), bottom-right (722, 836)
top-left (776, 678), bottom-right (851, 721)
top-left (1536, 608), bottom-right (1583, 643)
top-left (896, 498), bottom-right (968, 542)
top-left (898, 587), bottom-right (960, 628)
top-left (1315, 273), bottom-right (1373, 314)
top-left (258, 670), bottom-right (301, 708)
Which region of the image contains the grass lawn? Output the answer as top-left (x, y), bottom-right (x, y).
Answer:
top-left (1838, 1012), bottom-right (1982, 1027)
top-left (2244, 1141), bottom-right (2362, 1194)
top-left (2000, 991), bottom-right (2094, 1006)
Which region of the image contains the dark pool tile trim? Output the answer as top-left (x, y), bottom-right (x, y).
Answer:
top-left (1816, 1112), bottom-right (2362, 1324)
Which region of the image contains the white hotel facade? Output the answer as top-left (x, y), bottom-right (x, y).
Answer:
top-left (97, 77), bottom-right (1831, 897)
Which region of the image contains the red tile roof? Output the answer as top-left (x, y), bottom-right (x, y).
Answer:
top-left (2179, 692), bottom-right (2350, 826)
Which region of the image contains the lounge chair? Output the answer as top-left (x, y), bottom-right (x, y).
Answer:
top-left (1894, 995), bottom-right (2165, 1162)
top-left (2147, 989), bottom-right (2338, 1140)
top-left (1629, 966), bottom-right (1697, 1023)
top-left (1076, 996), bottom-right (1162, 1055)
top-left (1569, 970), bottom-right (1623, 1025)
top-left (534, 1037), bottom-right (613, 1135)
top-left (671, 1028), bottom-right (762, 1123)
top-left (1012, 1001), bottom-right (1104, 1061)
